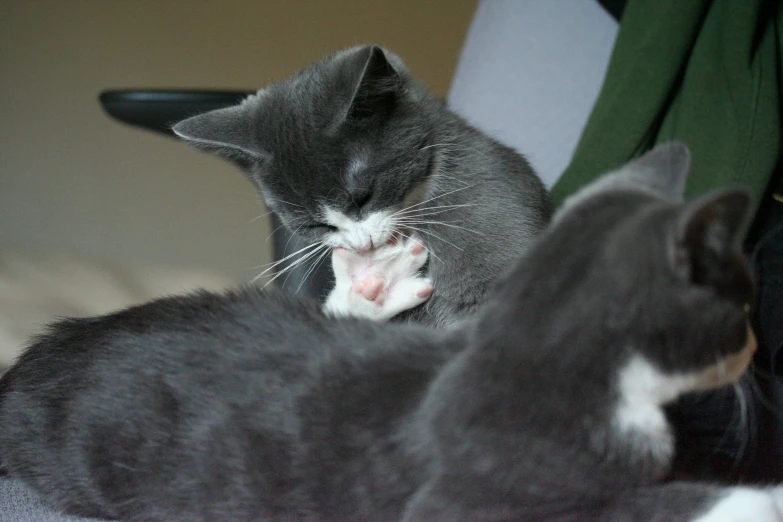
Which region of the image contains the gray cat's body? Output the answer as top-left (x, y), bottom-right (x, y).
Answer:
top-left (1, 144), bottom-right (779, 521)
top-left (174, 45), bottom-right (552, 327)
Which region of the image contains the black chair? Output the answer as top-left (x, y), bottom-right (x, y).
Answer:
top-left (99, 89), bottom-right (333, 300)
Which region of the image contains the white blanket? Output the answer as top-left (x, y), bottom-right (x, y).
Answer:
top-left (0, 252), bottom-right (235, 368)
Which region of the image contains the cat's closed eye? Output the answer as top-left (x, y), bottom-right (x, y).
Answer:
top-left (348, 186), bottom-right (373, 209)
top-left (303, 223), bottom-right (338, 233)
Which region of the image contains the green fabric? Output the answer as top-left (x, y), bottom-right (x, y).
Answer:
top-left (552, 0), bottom-right (782, 233)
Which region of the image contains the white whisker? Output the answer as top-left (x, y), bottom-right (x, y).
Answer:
top-left (405, 225), bottom-right (463, 252)
top-left (742, 367), bottom-right (778, 412)
top-left (283, 222), bottom-right (309, 254)
top-left (265, 222), bottom-right (289, 242)
top-left (284, 243), bottom-right (329, 287)
top-left (273, 199), bottom-right (306, 208)
top-left (392, 185), bottom-right (475, 216)
top-left (260, 243), bottom-right (329, 289)
top-left (393, 228), bottom-right (444, 265)
top-left (250, 210), bottom-right (276, 223)
top-left (296, 245), bottom-right (333, 293)
top-left (250, 241), bottom-right (324, 283)
top-left (729, 380), bottom-right (751, 471)
top-left (397, 219), bottom-right (480, 235)
top-left (392, 203), bottom-right (479, 218)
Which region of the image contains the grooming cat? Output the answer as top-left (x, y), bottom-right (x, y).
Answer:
top-left (1, 143), bottom-right (779, 521)
top-left (173, 45), bottom-right (552, 327)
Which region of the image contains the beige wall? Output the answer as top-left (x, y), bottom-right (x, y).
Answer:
top-left (0, 1), bottom-right (476, 281)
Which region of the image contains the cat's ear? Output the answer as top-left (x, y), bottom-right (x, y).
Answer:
top-left (610, 142), bottom-right (691, 200)
top-left (670, 189), bottom-right (751, 286)
top-left (339, 45), bottom-right (401, 123)
top-left (173, 96), bottom-right (269, 169)
top-left (560, 143), bottom-right (692, 218)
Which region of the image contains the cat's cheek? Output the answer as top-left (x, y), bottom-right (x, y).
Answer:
top-left (717, 323), bottom-right (757, 383)
top-left (322, 233), bottom-right (347, 249)
top-left (695, 324), bottom-right (756, 390)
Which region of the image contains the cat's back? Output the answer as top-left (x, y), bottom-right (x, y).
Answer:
top-left (445, 108), bottom-right (552, 230)
top-left (0, 287), bottom-right (450, 520)
top-left (414, 102), bottom-right (553, 325)
top-left (0, 288), bottom-right (326, 516)
top-left (415, 84), bottom-right (551, 224)
top-left (0, 287), bottom-right (328, 401)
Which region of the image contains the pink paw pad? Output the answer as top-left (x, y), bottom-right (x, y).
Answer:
top-left (416, 284), bottom-right (433, 299)
top-left (410, 240), bottom-right (425, 256)
top-left (352, 276), bottom-right (384, 302)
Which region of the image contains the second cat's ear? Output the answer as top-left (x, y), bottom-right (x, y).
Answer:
top-left (558, 142), bottom-right (691, 218)
top-left (339, 45), bottom-right (401, 123)
top-left (610, 142), bottom-right (691, 200)
top-left (173, 97), bottom-right (269, 169)
top-left (669, 189), bottom-right (751, 286)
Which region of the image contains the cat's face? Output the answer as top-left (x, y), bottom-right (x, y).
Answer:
top-left (571, 189), bottom-right (754, 386)
top-left (482, 143), bottom-right (755, 395)
top-left (174, 45), bottom-right (437, 252)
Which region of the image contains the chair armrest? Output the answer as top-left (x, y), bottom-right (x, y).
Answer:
top-left (98, 89), bottom-right (252, 137)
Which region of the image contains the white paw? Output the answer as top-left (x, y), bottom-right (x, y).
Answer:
top-left (693, 487), bottom-right (783, 522)
top-left (323, 235), bottom-right (433, 321)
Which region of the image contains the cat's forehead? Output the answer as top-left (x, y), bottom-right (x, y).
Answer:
top-left (250, 88), bottom-right (375, 161)
top-left (252, 86), bottom-right (335, 138)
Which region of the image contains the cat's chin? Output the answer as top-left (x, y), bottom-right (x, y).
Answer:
top-left (320, 208), bottom-right (397, 252)
top-left (693, 322), bottom-right (757, 392)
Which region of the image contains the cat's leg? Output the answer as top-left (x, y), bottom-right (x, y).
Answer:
top-left (323, 236), bottom-right (433, 321)
top-left (402, 479), bottom-right (783, 522)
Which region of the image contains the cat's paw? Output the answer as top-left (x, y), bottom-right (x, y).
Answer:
top-left (323, 236), bottom-right (433, 321)
top-left (692, 487), bottom-right (783, 522)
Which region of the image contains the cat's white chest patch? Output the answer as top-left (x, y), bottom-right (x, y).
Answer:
top-left (321, 207), bottom-right (394, 252)
top-left (612, 356), bottom-right (689, 465)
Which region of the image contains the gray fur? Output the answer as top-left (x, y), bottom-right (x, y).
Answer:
top-left (556, 142), bottom-right (691, 219)
top-left (0, 144), bottom-right (764, 520)
top-left (173, 45), bottom-right (552, 327)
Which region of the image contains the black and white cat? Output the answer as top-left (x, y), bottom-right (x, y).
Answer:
top-left (1, 143), bottom-right (779, 521)
top-left (173, 45), bottom-right (552, 327)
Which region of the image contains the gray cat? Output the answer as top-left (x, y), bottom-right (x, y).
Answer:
top-left (173, 45), bottom-right (552, 327)
top-left (1, 143), bottom-right (779, 521)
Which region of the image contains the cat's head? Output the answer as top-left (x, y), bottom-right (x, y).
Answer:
top-left (484, 142), bottom-right (755, 397)
top-left (174, 45), bottom-right (437, 252)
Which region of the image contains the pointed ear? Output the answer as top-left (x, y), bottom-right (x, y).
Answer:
top-left (557, 142), bottom-right (692, 219)
top-left (670, 189), bottom-right (751, 286)
top-left (172, 95), bottom-right (269, 169)
top-left (339, 45), bottom-right (401, 122)
top-left (611, 142), bottom-right (691, 200)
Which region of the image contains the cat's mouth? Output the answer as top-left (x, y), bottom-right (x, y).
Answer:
top-left (321, 207), bottom-right (398, 252)
top-left (694, 321), bottom-right (757, 391)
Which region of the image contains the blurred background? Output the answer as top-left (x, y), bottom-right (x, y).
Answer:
top-left (0, 0), bottom-right (618, 366)
top-left (0, 0), bottom-right (477, 365)
top-left (1, 0), bottom-right (476, 282)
